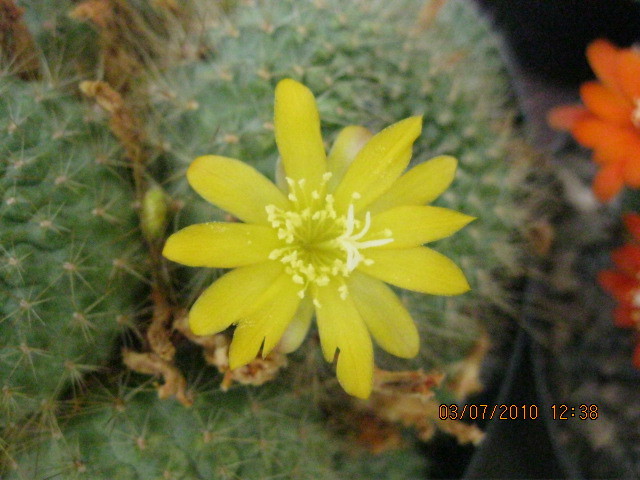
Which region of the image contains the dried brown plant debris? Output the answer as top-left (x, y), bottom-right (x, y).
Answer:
top-left (373, 367), bottom-right (445, 397)
top-left (122, 349), bottom-right (192, 406)
top-left (526, 219), bottom-right (555, 257)
top-left (354, 412), bottom-right (404, 454)
top-left (71, 0), bottom-right (198, 94)
top-left (79, 80), bottom-right (147, 168)
top-left (146, 288), bottom-right (176, 361)
top-left (437, 417), bottom-right (484, 445)
top-left (352, 368), bottom-right (484, 451)
top-left (81, 80), bottom-right (184, 403)
top-left (358, 333), bottom-right (489, 447)
top-left (174, 312), bottom-right (288, 390)
top-left (0, 0), bottom-right (39, 79)
top-left (151, 0), bottom-right (185, 17)
top-left (415, 0), bottom-right (448, 31)
top-left (71, 0), bottom-right (161, 93)
top-left (447, 331), bottom-right (490, 400)
top-left (220, 353), bottom-right (288, 390)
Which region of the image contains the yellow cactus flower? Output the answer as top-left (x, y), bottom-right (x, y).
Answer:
top-left (163, 79), bottom-right (474, 399)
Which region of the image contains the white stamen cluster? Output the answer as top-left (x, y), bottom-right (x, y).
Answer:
top-left (265, 174), bottom-right (393, 299)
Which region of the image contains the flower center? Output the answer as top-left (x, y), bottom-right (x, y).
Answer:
top-left (632, 99), bottom-right (640, 128)
top-left (265, 174), bottom-right (393, 299)
top-left (633, 289), bottom-right (640, 308)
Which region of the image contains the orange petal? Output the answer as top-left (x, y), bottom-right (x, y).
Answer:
top-left (587, 39), bottom-right (621, 92)
top-left (592, 128), bottom-right (640, 164)
top-left (593, 163), bottom-right (624, 202)
top-left (624, 214), bottom-right (640, 241)
top-left (616, 49), bottom-right (640, 100)
top-left (598, 269), bottom-right (636, 303)
top-left (613, 304), bottom-right (636, 328)
top-left (612, 244), bottom-right (640, 276)
top-left (572, 115), bottom-right (619, 149)
top-left (580, 81), bottom-right (632, 126)
top-left (593, 149), bottom-right (615, 165)
top-left (547, 105), bottom-right (590, 131)
top-left (622, 152), bottom-right (640, 187)
top-left (593, 146), bottom-right (620, 165)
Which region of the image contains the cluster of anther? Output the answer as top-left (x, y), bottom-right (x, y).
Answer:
top-left (265, 173), bottom-right (393, 299)
top-left (633, 99), bottom-right (640, 128)
top-left (632, 290), bottom-right (640, 312)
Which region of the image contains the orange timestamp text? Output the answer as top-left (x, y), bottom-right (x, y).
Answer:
top-left (438, 404), bottom-right (599, 421)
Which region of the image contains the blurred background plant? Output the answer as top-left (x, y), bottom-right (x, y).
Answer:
top-left (0, 0), bottom-right (572, 478)
top-left (541, 34), bottom-right (640, 478)
top-left (477, 0), bottom-right (640, 477)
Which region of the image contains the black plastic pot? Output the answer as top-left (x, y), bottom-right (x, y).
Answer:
top-left (462, 327), bottom-right (583, 479)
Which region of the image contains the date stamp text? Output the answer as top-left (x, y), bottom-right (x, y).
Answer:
top-left (438, 404), bottom-right (599, 421)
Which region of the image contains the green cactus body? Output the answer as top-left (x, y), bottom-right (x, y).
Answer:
top-left (0, 77), bottom-right (146, 429)
top-left (18, 0), bottom-right (99, 81)
top-left (5, 0), bottom-right (532, 477)
top-left (153, 0), bottom-right (523, 372)
top-left (6, 382), bottom-right (427, 479)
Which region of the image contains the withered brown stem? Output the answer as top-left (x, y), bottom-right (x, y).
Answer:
top-left (122, 349), bottom-right (192, 407)
top-left (0, 0), bottom-right (40, 79)
top-left (80, 79), bottom-right (181, 401)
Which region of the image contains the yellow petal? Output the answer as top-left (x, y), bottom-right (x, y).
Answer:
top-left (277, 296), bottom-right (314, 353)
top-left (333, 116), bottom-right (422, 213)
top-left (189, 261), bottom-right (283, 336)
top-left (314, 283), bottom-right (373, 399)
top-left (163, 223), bottom-right (281, 268)
top-left (326, 125), bottom-right (373, 190)
top-left (274, 79), bottom-right (327, 187)
top-left (228, 273), bottom-right (301, 368)
top-left (187, 155), bottom-right (288, 225)
top-left (349, 272), bottom-right (419, 358)
top-left (358, 247), bottom-right (470, 295)
top-left (274, 156), bottom-right (288, 193)
top-left (368, 155), bottom-right (457, 214)
top-left (367, 206), bottom-right (475, 249)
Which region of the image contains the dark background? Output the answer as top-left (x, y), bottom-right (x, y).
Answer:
top-left (427, 1), bottom-right (640, 478)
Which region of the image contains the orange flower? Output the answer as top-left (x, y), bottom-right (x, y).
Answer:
top-left (598, 214), bottom-right (640, 368)
top-left (548, 39), bottom-right (640, 202)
